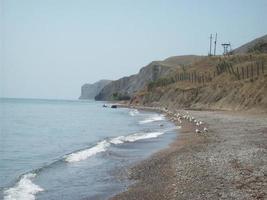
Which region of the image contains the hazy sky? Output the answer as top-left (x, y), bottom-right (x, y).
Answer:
top-left (1, 0), bottom-right (267, 99)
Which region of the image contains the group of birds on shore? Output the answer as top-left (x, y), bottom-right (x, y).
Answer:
top-left (163, 109), bottom-right (208, 134)
top-left (128, 105), bottom-right (208, 134)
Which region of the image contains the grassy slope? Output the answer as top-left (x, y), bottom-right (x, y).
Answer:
top-left (132, 54), bottom-right (267, 112)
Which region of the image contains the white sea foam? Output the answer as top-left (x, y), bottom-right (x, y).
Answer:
top-left (65, 123), bottom-right (174, 163)
top-left (65, 140), bottom-right (110, 163)
top-left (4, 173), bottom-right (44, 200)
top-left (110, 131), bottom-right (164, 144)
top-left (129, 109), bottom-right (139, 116)
top-left (139, 114), bottom-right (165, 124)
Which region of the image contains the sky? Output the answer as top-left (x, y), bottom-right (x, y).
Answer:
top-left (1, 0), bottom-right (267, 99)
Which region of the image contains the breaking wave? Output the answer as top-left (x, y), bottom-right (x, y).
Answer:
top-left (3, 129), bottom-right (171, 199)
top-left (65, 140), bottom-right (110, 163)
top-left (65, 130), bottom-right (168, 163)
top-left (129, 109), bottom-right (139, 116)
top-left (139, 114), bottom-right (165, 124)
top-left (4, 173), bottom-right (44, 200)
top-left (110, 131), bottom-right (164, 144)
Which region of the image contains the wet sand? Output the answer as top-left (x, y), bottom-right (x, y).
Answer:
top-left (111, 108), bottom-right (267, 200)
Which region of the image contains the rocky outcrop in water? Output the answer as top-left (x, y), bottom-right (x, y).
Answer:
top-left (79, 80), bottom-right (111, 99)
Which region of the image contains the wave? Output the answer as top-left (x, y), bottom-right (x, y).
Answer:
top-left (4, 173), bottom-right (44, 200)
top-left (65, 130), bottom-right (165, 163)
top-left (65, 140), bottom-right (110, 163)
top-left (110, 131), bottom-right (164, 144)
top-left (139, 114), bottom-right (165, 124)
top-left (2, 129), bottom-right (169, 199)
top-left (129, 109), bottom-right (139, 116)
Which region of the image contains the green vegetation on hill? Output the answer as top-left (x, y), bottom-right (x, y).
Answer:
top-left (112, 92), bottom-right (131, 101)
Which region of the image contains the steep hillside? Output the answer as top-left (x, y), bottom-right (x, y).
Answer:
top-left (232, 34), bottom-right (267, 54)
top-left (79, 80), bottom-right (111, 99)
top-left (95, 55), bottom-right (202, 101)
top-left (132, 54), bottom-right (267, 112)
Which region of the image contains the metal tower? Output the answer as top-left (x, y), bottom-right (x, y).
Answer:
top-left (221, 43), bottom-right (231, 55)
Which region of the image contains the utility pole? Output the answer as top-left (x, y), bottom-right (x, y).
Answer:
top-left (214, 33), bottom-right (217, 56)
top-left (209, 34), bottom-right (213, 56)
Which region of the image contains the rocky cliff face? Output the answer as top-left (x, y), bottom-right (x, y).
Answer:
top-left (79, 80), bottom-right (111, 99)
top-left (95, 55), bottom-right (202, 101)
top-left (132, 54), bottom-right (267, 112)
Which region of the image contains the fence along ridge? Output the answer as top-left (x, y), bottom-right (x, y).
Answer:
top-left (148, 58), bottom-right (266, 90)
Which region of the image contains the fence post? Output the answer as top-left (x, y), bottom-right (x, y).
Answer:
top-left (246, 65), bottom-right (249, 79)
top-left (230, 64), bottom-right (235, 74)
top-left (236, 67), bottom-right (240, 80)
top-left (261, 60), bottom-right (264, 74)
top-left (251, 64), bottom-right (253, 79)
top-left (227, 63), bottom-right (231, 74)
top-left (257, 62), bottom-right (260, 76)
top-left (216, 65), bottom-right (219, 75)
top-left (209, 72), bottom-right (212, 81)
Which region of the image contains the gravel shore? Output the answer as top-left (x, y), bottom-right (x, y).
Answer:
top-left (111, 109), bottom-right (267, 200)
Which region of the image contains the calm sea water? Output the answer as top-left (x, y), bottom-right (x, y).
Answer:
top-left (0, 98), bottom-right (177, 200)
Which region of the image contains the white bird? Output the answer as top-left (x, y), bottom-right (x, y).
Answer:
top-left (203, 127), bottom-right (208, 132)
top-left (199, 121), bottom-right (203, 125)
top-left (196, 122), bottom-right (200, 126)
top-left (195, 129), bottom-right (201, 133)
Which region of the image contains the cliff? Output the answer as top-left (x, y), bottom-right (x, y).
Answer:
top-left (95, 55), bottom-right (202, 101)
top-left (79, 80), bottom-right (111, 99)
top-left (84, 35), bottom-right (267, 111)
top-left (132, 54), bottom-right (267, 112)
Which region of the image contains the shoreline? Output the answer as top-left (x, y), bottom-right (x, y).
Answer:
top-left (110, 105), bottom-right (267, 200)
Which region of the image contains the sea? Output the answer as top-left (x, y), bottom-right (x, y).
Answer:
top-left (0, 98), bottom-right (178, 200)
